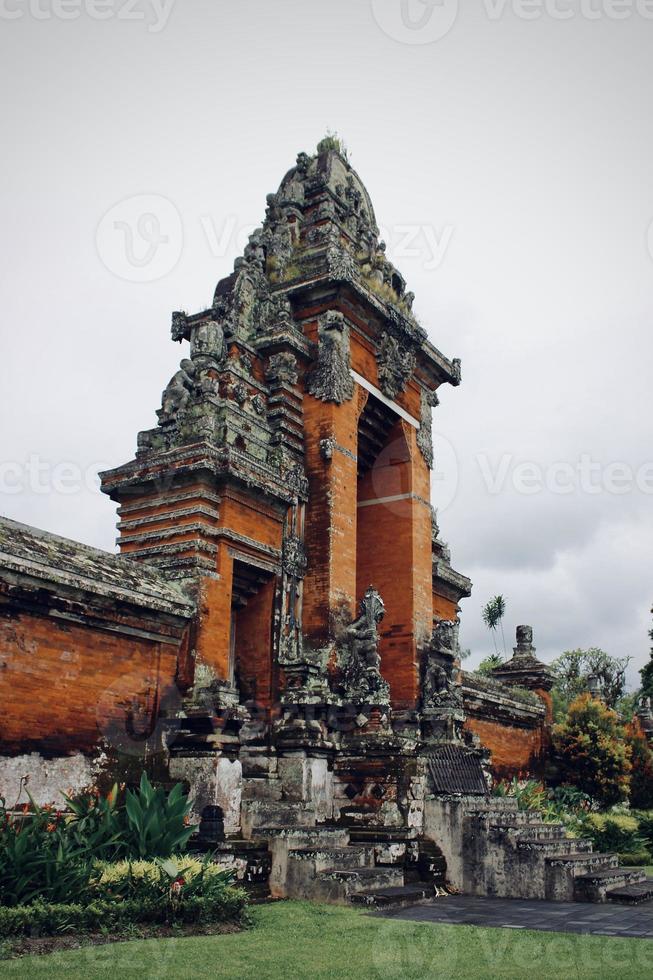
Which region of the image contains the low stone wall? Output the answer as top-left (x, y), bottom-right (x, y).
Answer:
top-left (461, 671), bottom-right (549, 779)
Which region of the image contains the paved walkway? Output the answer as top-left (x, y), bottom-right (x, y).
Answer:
top-left (377, 895), bottom-right (653, 938)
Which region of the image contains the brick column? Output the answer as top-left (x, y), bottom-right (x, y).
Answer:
top-left (194, 542), bottom-right (234, 681)
top-left (302, 386), bottom-right (368, 646)
top-left (356, 419), bottom-right (433, 709)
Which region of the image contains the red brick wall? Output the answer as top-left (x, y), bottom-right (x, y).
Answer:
top-left (464, 716), bottom-right (546, 779)
top-left (0, 611), bottom-right (180, 755)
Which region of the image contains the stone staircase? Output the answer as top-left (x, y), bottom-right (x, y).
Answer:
top-left (242, 801), bottom-right (445, 909)
top-left (240, 796), bottom-right (652, 908)
top-left (461, 797), bottom-right (652, 905)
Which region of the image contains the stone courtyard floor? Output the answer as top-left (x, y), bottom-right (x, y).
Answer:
top-left (378, 894), bottom-right (653, 938)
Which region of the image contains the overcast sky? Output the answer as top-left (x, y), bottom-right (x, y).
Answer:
top-left (1, 1), bottom-right (652, 685)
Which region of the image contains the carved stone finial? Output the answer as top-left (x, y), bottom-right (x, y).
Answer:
top-left (306, 311), bottom-right (354, 404)
top-left (514, 625), bottom-right (535, 659)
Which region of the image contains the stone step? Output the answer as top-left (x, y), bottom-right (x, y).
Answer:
top-left (350, 883), bottom-right (437, 910)
top-left (606, 878), bottom-right (653, 905)
top-left (267, 826), bottom-right (351, 898)
top-left (308, 866), bottom-right (405, 904)
top-left (241, 801), bottom-right (316, 838)
top-left (463, 797), bottom-right (518, 816)
top-left (518, 838), bottom-right (593, 858)
top-left (473, 810), bottom-right (564, 830)
top-left (288, 844), bottom-right (375, 872)
top-left (574, 867), bottom-right (647, 903)
top-left (513, 823), bottom-right (567, 841)
top-left (348, 828), bottom-right (416, 842)
top-left (545, 852), bottom-right (619, 902)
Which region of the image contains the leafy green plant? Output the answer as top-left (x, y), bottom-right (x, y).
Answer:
top-left (122, 773), bottom-right (196, 858)
top-left (625, 719), bottom-right (653, 809)
top-left (0, 795), bottom-right (96, 907)
top-left (636, 812), bottom-right (653, 848)
top-left (0, 890), bottom-right (247, 939)
top-left (618, 850), bottom-right (652, 866)
top-left (580, 813), bottom-right (648, 856)
top-left (64, 783), bottom-right (126, 860)
top-left (482, 595), bottom-right (507, 657)
top-left (93, 857), bottom-right (235, 903)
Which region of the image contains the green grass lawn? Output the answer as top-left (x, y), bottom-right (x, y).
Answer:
top-left (2, 901), bottom-right (652, 980)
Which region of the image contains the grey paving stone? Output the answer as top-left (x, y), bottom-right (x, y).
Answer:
top-left (376, 895), bottom-right (653, 939)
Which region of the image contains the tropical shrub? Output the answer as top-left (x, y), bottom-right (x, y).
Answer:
top-left (618, 851), bottom-right (652, 866)
top-left (637, 812), bottom-right (653, 848)
top-left (0, 889), bottom-right (247, 938)
top-left (553, 694), bottom-right (632, 807)
top-left (0, 797), bottom-right (96, 907)
top-left (0, 774), bottom-right (198, 908)
top-left (580, 813), bottom-right (649, 858)
top-left (625, 719), bottom-right (653, 809)
top-left (66, 773), bottom-right (197, 860)
top-left (93, 857), bottom-right (235, 903)
top-left (121, 774), bottom-right (195, 858)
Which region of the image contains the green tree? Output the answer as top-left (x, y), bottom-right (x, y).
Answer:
top-left (551, 648), bottom-right (630, 710)
top-left (482, 595), bottom-right (507, 658)
top-left (625, 718), bottom-right (653, 809)
top-left (553, 694), bottom-right (632, 807)
top-left (640, 612), bottom-right (653, 700)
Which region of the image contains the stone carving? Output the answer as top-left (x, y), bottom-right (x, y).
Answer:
top-left (341, 587), bottom-right (390, 704)
top-left (190, 320), bottom-right (225, 363)
top-left (266, 352), bottom-right (298, 387)
top-left (417, 388), bottom-right (440, 469)
top-left (377, 332), bottom-right (416, 400)
top-left (282, 535), bottom-right (308, 579)
top-left (261, 294), bottom-right (294, 335)
top-left (319, 438), bottom-right (335, 462)
top-left (252, 394), bottom-right (266, 415)
top-left (283, 462), bottom-right (310, 500)
top-left (159, 359), bottom-right (197, 421)
top-left (171, 310), bottom-right (188, 342)
top-left (307, 311), bottom-right (354, 404)
top-left (451, 358), bottom-right (462, 385)
top-left (326, 244), bottom-right (357, 282)
top-left (433, 619), bottom-right (460, 659)
top-left (422, 620), bottom-right (463, 712)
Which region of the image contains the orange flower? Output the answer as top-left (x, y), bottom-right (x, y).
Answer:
top-left (46, 823), bottom-right (56, 832)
